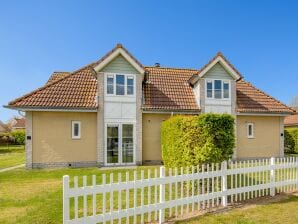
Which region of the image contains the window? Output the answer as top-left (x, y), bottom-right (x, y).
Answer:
top-left (72, 121), bottom-right (81, 139)
top-left (116, 74), bottom-right (125, 95)
top-left (106, 74), bottom-right (135, 96)
top-left (223, 82), bottom-right (229, 98)
top-left (127, 76), bottom-right (134, 95)
top-left (206, 79), bottom-right (230, 99)
top-left (107, 75), bottom-right (114, 94)
top-left (214, 80), bottom-right (222, 99)
top-left (247, 123), bottom-right (254, 138)
top-left (207, 81), bottom-right (213, 98)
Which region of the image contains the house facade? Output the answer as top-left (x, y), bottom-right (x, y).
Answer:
top-left (6, 44), bottom-right (294, 168)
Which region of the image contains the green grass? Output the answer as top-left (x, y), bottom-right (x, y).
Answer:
top-left (177, 195), bottom-right (298, 224)
top-left (1, 165), bottom-right (297, 224)
top-left (0, 166), bottom-right (160, 224)
top-left (285, 153), bottom-right (298, 157)
top-left (0, 145), bottom-right (25, 169)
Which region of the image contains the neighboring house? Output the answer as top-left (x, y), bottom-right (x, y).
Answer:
top-left (8, 117), bottom-right (26, 131)
top-left (284, 107), bottom-right (298, 128)
top-left (0, 121), bottom-right (10, 134)
top-left (5, 44), bottom-right (295, 168)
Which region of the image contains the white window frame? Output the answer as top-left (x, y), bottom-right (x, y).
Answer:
top-left (104, 122), bottom-right (136, 166)
top-left (205, 79), bottom-right (231, 100)
top-left (105, 73), bottom-right (136, 97)
top-left (247, 123), bottom-right (254, 139)
top-left (71, 121), bottom-right (81, 139)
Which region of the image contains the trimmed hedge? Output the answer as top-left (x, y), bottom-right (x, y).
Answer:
top-left (284, 128), bottom-right (298, 153)
top-left (161, 113), bottom-right (235, 168)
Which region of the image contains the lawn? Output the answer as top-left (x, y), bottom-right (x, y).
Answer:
top-left (0, 165), bottom-right (297, 224)
top-left (177, 194), bottom-right (298, 224)
top-left (0, 145), bottom-right (25, 169)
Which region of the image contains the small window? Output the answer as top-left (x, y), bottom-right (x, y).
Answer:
top-left (223, 82), bottom-right (229, 98)
top-left (207, 81), bottom-right (213, 98)
top-left (107, 75), bottom-right (114, 94)
top-left (247, 123), bottom-right (254, 138)
top-left (214, 80), bottom-right (222, 99)
top-left (127, 76), bottom-right (134, 95)
top-left (72, 121), bottom-right (81, 139)
top-left (116, 74), bottom-right (125, 95)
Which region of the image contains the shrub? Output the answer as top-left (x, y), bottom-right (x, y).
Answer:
top-left (284, 128), bottom-right (298, 154)
top-left (11, 130), bottom-right (25, 145)
top-left (161, 113), bottom-right (235, 168)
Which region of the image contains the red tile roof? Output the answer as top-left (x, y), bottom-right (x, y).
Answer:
top-left (285, 108), bottom-right (298, 126)
top-left (143, 66), bottom-right (200, 111)
top-left (236, 79), bottom-right (294, 113)
top-left (12, 118), bottom-right (26, 128)
top-left (6, 46), bottom-right (294, 114)
top-left (46, 72), bottom-right (71, 85)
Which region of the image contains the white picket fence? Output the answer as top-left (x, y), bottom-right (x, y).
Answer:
top-left (63, 157), bottom-right (298, 224)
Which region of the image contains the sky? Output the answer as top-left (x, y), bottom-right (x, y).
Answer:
top-left (0, 0), bottom-right (297, 122)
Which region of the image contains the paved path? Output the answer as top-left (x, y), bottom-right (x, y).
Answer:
top-left (0, 164), bottom-right (25, 173)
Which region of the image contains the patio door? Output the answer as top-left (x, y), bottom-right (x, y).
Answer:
top-left (106, 124), bottom-right (134, 165)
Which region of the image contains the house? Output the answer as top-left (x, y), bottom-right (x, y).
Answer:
top-left (284, 107), bottom-right (298, 128)
top-left (5, 44), bottom-right (295, 168)
top-left (0, 120), bottom-right (10, 134)
top-left (7, 117), bottom-right (26, 131)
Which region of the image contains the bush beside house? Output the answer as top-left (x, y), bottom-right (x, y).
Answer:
top-left (284, 128), bottom-right (298, 153)
top-left (161, 113), bottom-right (235, 168)
top-left (11, 130), bottom-right (26, 145)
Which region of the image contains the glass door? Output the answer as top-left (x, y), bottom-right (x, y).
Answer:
top-left (106, 124), bottom-right (135, 165)
top-left (122, 124), bottom-right (134, 164)
top-left (107, 125), bottom-right (119, 164)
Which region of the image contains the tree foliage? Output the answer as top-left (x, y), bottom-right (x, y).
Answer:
top-left (11, 130), bottom-right (25, 145)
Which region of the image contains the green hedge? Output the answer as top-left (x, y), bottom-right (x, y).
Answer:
top-left (11, 130), bottom-right (25, 145)
top-left (284, 128), bottom-right (298, 153)
top-left (161, 113), bottom-right (235, 168)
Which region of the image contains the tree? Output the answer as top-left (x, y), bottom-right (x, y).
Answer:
top-left (290, 95), bottom-right (298, 107)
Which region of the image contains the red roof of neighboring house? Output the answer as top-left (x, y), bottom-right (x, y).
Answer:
top-left (6, 44), bottom-right (295, 114)
top-left (285, 108), bottom-right (298, 127)
top-left (12, 118), bottom-right (26, 128)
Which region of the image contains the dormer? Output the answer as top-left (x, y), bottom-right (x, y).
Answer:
top-left (190, 52), bottom-right (242, 114)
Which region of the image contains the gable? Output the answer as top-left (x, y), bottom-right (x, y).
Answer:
top-left (204, 62), bottom-right (234, 80)
top-left (100, 55), bottom-right (140, 74)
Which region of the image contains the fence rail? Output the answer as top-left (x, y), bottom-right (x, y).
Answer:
top-left (63, 157), bottom-right (298, 224)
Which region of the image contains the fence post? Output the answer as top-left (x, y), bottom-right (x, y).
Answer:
top-left (270, 157), bottom-right (275, 197)
top-left (159, 166), bottom-right (165, 224)
top-left (221, 161), bottom-right (227, 207)
top-left (63, 175), bottom-right (70, 224)
top-left (296, 157), bottom-right (298, 191)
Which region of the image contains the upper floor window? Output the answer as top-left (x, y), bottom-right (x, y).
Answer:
top-left (206, 79), bottom-right (230, 99)
top-left (106, 74), bottom-right (135, 96)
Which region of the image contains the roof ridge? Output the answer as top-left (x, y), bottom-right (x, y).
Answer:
top-left (239, 79), bottom-right (295, 112)
top-left (8, 66), bottom-right (95, 106)
top-left (145, 66), bottom-right (198, 71)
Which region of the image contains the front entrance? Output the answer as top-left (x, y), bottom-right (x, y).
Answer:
top-left (105, 123), bottom-right (135, 165)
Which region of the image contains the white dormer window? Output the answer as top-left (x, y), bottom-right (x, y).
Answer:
top-left (206, 79), bottom-right (230, 99)
top-left (106, 74), bottom-right (135, 96)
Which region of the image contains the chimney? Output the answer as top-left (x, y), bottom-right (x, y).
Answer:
top-left (154, 62), bottom-right (160, 67)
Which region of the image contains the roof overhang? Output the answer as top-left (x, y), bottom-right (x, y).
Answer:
top-left (142, 108), bottom-right (201, 114)
top-left (4, 105), bottom-right (97, 112)
top-left (94, 47), bottom-right (145, 74)
top-left (199, 56), bottom-right (241, 80)
top-left (236, 112), bottom-right (293, 117)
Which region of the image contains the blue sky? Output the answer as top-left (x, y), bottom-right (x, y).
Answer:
top-left (0, 0), bottom-right (297, 122)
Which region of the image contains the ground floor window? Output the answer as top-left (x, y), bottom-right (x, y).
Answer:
top-left (106, 123), bottom-right (134, 165)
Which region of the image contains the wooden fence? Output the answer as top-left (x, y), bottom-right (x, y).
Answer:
top-left (63, 157), bottom-right (298, 224)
